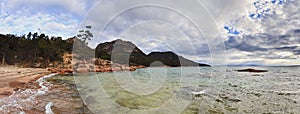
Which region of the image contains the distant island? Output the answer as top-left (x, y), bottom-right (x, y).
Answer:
top-left (0, 33), bottom-right (210, 74)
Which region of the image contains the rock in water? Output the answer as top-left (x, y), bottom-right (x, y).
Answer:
top-left (236, 68), bottom-right (268, 73)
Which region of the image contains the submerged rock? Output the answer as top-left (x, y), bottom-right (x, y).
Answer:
top-left (228, 98), bottom-right (242, 102)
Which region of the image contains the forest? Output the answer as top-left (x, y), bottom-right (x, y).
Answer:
top-left (0, 33), bottom-right (73, 67)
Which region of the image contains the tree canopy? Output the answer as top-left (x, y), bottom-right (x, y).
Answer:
top-left (0, 33), bottom-right (73, 67)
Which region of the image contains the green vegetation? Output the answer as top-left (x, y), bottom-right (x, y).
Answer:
top-left (0, 33), bottom-right (73, 67)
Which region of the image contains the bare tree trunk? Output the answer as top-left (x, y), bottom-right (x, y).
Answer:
top-left (2, 53), bottom-right (5, 64)
top-left (47, 58), bottom-right (50, 68)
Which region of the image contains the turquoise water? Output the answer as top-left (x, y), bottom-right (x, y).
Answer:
top-left (71, 66), bottom-right (300, 113)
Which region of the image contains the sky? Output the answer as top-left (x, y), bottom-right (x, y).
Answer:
top-left (0, 0), bottom-right (299, 66)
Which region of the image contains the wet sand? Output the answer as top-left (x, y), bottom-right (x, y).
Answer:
top-left (0, 66), bottom-right (51, 98)
top-left (0, 66), bottom-right (91, 113)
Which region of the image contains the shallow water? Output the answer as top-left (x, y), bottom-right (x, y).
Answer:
top-left (0, 74), bottom-right (56, 113)
top-left (4, 66), bottom-right (298, 113)
top-left (0, 74), bottom-right (89, 114)
top-left (72, 66), bottom-right (300, 114)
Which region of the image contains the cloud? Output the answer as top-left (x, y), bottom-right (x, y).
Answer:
top-left (0, 9), bottom-right (78, 38)
top-left (6, 0), bottom-right (89, 15)
top-left (224, 29), bottom-right (300, 65)
top-left (80, 0), bottom-right (299, 65)
top-left (1, 0), bottom-right (300, 65)
top-left (220, 0), bottom-right (300, 65)
top-left (79, 0), bottom-right (232, 65)
top-left (0, 0), bottom-right (93, 38)
top-left (224, 0), bottom-right (299, 36)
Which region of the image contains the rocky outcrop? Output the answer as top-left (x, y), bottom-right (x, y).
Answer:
top-left (47, 58), bottom-right (146, 74)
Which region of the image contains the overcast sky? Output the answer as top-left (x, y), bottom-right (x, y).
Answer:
top-left (0, 0), bottom-right (299, 66)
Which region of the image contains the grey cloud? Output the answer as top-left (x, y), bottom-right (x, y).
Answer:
top-left (225, 36), bottom-right (267, 52)
top-left (274, 46), bottom-right (298, 51)
top-left (226, 25), bottom-right (300, 52)
top-left (81, 0), bottom-right (300, 65)
top-left (292, 50), bottom-right (300, 55)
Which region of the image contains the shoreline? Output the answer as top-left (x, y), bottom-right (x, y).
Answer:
top-left (46, 75), bottom-right (93, 113)
top-left (0, 66), bottom-right (51, 98)
top-left (1, 66), bottom-right (299, 113)
top-left (0, 66), bottom-right (92, 113)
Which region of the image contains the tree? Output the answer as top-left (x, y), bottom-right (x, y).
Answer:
top-left (38, 33), bottom-right (46, 39)
top-left (0, 33), bottom-right (73, 67)
top-left (0, 37), bottom-right (9, 64)
top-left (77, 26), bottom-right (93, 45)
top-left (32, 32), bottom-right (38, 39)
top-left (27, 32), bottom-right (32, 39)
top-left (0, 35), bottom-right (17, 64)
top-left (74, 25), bottom-right (94, 64)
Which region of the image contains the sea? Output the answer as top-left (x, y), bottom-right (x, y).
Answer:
top-left (73, 66), bottom-right (300, 114)
top-left (1, 66), bottom-right (300, 113)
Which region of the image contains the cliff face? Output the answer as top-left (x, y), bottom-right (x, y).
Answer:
top-left (95, 39), bottom-right (210, 67)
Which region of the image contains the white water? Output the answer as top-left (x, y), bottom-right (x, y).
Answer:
top-left (0, 73), bottom-right (56, 113)
top-left (45, 102), bottom-right (54, 114)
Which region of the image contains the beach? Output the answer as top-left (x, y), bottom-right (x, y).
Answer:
top-left (0, 66), bottom-right (51, 98)
top-left (0, 66), bottom-right (90, 113)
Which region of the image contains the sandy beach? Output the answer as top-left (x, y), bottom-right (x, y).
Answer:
top-left (0, 66), bottom-right (51, 98)
top-left (0, 66), bottom-right (91, 113)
